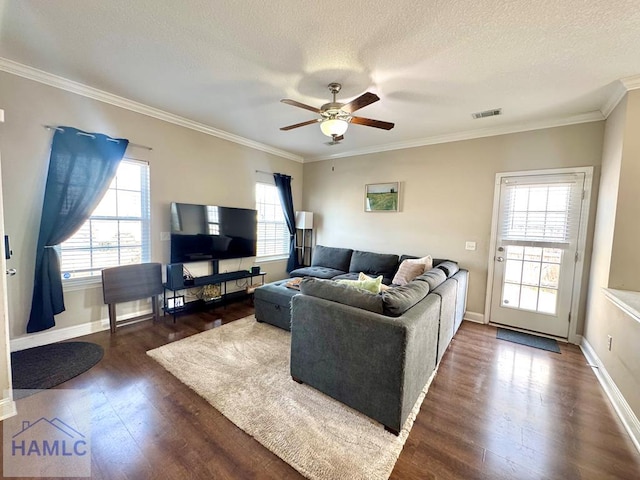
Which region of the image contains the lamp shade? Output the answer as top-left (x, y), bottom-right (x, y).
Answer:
top-left (320, 119), bottom-right (348, 137)
top-left (295, 211), bottom-right (314, 229)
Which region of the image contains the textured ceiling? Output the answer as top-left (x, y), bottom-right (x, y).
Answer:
top-left (1, 0), bottom-right (640, 161)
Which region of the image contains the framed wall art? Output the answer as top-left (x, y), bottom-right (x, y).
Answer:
top-left (365, 182), bottom-right (399, 212)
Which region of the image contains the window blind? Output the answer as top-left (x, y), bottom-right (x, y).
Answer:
top-left (59, 159), bottom-right (150, 279)
top-left (255, 182), bottom-right (289, 257)
top-left (499, 174), bottom-right (583, 246)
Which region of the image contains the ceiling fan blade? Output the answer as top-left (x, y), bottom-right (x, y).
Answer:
top-left (280, 119), bottom-right (320, 131)
top-left (350, 116), bottom-right (395, 130)
top-left (333, 135), bottom-right (344, 142)
top-left (281, 99), bottom-right (321, 113)
top-left (341, 92), bottom-right (380, 113)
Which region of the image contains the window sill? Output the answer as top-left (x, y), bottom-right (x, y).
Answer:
top-left (603, 288), bottom-right (640, 324)
top-left (63, 277), bottom-right (102, 292)
top-left (256, 254), bottom-right (289, 263)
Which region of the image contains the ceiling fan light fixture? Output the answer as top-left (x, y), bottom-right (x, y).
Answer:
top-left (320, 118), bottom-right (348, 137)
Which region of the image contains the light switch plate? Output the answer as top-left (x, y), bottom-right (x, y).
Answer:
top-left (160, 232), bottom-right (170, 241)
top-left (465, 241), bottom-right (477, 251)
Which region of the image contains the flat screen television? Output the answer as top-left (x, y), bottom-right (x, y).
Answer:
top-left (170, 202), bottom-right (257, 263)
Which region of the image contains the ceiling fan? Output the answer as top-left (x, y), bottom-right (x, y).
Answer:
top-left (280, 83), bottom-right (394, 144)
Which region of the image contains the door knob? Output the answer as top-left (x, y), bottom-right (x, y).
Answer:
top-left (6, 268), bottom-right (16, 276)
top-left (496, 257), bottom-right (504, 262)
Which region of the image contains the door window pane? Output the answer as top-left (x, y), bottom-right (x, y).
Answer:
top-left (524, 247), bottom-right (542, 262)
top-left (522, 261), bottom-right (541, 286)
top-left (538, 288), bottom-right (558, 314)
top-left (504, 260), bottom-right (522, 284)
top-left (541, 263), bottom-right (560, 288)
top-left (506, 245), bottom-right (524, 260)
top-left (501, 246), bottom-right (561, 315)
top-left (520, 286), bottom-right (539, 310)
top-left (502, 283), bottom-right (521, 307)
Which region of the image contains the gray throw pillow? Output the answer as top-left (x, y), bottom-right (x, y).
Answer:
top-left (382, 281), bottom-right (430, 317)
top-left (299, 277), bottom-right (384, 314)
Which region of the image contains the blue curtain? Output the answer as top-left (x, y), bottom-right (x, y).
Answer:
top-left (273, 173), bottom-right (299, 273)
top-left (27, 127), bottom-right (129, 333)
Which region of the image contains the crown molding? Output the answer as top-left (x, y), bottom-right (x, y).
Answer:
top-left (621, 74), bottom-right (640, 91)
top-left (307, 111), bottom-right (605, 162)
top-left (0, 57), bottom-right (303, 163)
top-left (600, 74), bottom-right (640, 119)
top-left (600, 81), bottom-right (628, 119)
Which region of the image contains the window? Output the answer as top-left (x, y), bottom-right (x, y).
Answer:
top-left (255, 182), bottom-right (289, 257)
top-left (59, 159), bottom-right (150, 280)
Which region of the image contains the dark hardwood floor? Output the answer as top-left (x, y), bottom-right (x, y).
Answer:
top-left (3, 302), bottom-right (640, 479)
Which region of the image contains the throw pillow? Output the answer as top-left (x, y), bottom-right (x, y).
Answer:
top-left (392, 255), bottom-right (433, 285)
top-left (358, 272), bottom-right (391, 291)
top-left (336, 274), bottom-right (383, 294)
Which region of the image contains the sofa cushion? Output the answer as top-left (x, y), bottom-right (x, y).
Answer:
top-left (336, 274), bottom-right (383, 294)
top-left (289, 266), bottom-right (347, 279)
top-left (392, 256), bottom-right (433, 285)
top-left (381, 281), bottom-right (431, 317)
top-left (414, 267), bottom-right (447, 290)
top-left (349, 250), bottom-right (399, 282)
top-left (299, 277), bottom-right (384, 314)
top-left (311, 245), bottom-right (353, 272)
top-left (436, 260), bottom-right (460, 278)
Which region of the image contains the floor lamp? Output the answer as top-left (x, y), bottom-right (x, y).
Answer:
top-left (295, 211), bottom-right (313, 266)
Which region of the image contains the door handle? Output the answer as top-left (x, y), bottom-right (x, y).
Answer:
top-left (6, 268), bottom-right (16, 276)
top-left (496, 257), bottom-right (504, 262)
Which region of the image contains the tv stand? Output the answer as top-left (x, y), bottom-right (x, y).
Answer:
top-left (163, 262), bottom-right (265, 319)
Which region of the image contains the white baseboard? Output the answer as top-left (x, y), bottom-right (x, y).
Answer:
top-left (0, 396), bottom-right (17, 420)
top-left (463, 311), bottom-right (485, 323)
top-left (581, 338), bottom-right (640, 454)
top-left (10, 309), bottom-right (153, 352)
top-left (570, 333), bottom-right (583, 346)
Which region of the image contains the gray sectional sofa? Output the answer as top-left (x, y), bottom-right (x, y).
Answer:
top-left (254, 245), bottom-right (468, 435)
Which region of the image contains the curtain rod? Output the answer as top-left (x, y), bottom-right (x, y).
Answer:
top-left (255, 169), bottom-right (294, 179)
top-left (43, 126), bottom-right (153, 151)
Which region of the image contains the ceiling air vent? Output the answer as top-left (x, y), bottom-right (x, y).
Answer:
top-left (472, 108), bottom-right (502, 119)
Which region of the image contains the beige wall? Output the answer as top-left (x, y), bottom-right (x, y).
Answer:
top-left (610, 90), bottom-right (640, 290)
top-left (0, 72), bottom-right (302, 340)
top-left (584, 90), bottom-right (640, 419)
top-left (302, 122), bottom-right (604, 326)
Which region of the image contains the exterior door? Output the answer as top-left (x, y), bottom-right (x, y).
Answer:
top-left (490, 172), bottom-right (585, 338)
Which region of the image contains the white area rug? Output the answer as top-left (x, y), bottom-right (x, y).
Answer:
top-left (147, 316), bottom-right (435, 480)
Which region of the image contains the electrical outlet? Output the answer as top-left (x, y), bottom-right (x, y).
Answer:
top-left (607, 335), bottom-right (613, 351)
top-left (465, 241), bottom-right (477, 251)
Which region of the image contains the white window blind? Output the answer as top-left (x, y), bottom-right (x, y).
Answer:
top-left (255, 182), bottom-right (289, 257)
top-left (500, 174), bottom-right (582, 246)
top-left (59, 159), bottom-right (151, 279)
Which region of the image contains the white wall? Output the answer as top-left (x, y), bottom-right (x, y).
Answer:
top-left (302, 122), bottom-right (604, 330)
top-left (0, 71), bottom-right (302, 341)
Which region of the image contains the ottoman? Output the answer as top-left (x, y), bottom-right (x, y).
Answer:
top-left (254, 280), bottom-right (300, 331)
